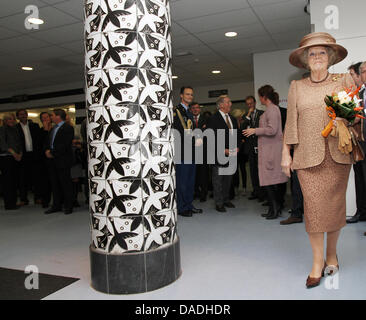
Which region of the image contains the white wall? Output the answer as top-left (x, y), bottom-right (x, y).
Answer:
top-left (310, 0), bottom-right (366, 40)
top-left (253, 49), bottom-right (303, 110)
top-left (2, 79), bottom-right (254, 114)
top-left (311, 0), bottom-right (366, 73)
top-left (3, 79), bottom-right (254, 116)
top-left (173, 81), bottom-right (254, 106)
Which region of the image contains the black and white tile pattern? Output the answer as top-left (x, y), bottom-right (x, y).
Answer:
top-left (85, 0), bottom-right (176, 255)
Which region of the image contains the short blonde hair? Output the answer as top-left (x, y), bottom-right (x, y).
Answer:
top-left (302, 46), bottom-right (337, 70)
top-left (231, 109), bottom-right (244, 118)
top-left (3, 113), bottom-right (15, 121)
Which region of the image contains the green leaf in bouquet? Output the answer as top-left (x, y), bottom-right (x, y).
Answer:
top-left (338, 103), bottom-right (356, 121)
top-left (324, 96), bottom-right (333, 105)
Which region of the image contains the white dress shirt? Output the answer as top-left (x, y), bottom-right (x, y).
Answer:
top-left (246, 109), bottom-right (257, 126)
top-left (20, 122), bottom-right (33, 152)
top-left (219, 110), bottom-right (234, 134)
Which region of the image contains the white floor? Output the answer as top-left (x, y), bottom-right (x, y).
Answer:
top-left (0, 193), bottom-right (365, 300)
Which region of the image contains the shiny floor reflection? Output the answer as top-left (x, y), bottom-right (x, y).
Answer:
top-left (0, 194), bottom-right (365, 300)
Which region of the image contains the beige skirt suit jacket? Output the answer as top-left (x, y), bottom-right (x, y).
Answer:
top-left (284, 73), bottom-right (355, 232)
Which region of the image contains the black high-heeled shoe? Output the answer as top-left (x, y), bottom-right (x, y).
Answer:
top-left (264, 185), bottom-right (281, 220)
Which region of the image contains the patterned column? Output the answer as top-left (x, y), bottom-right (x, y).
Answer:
top-left (84, 0), bottom-right (180, 294)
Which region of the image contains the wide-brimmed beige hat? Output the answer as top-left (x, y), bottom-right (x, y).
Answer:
top-left (289, 32), bottom-right (347, 69)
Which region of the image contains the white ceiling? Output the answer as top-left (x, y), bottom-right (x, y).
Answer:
top-left (0, 0), bottom-right (311, 98)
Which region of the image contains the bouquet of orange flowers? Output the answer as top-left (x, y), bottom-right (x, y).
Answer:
top-left (321, 86), bottom-right (365, 154)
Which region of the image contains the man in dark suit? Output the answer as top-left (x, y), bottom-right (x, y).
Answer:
top-left (190, 102), bottom-right (209, 202)
top-left (348, 62), bottom-right (366, 224)
top-left (281, 76), bottom-right (307, 225)
top-left (280, 160), bottom-right (304, 225)
top-left (16, 109), bottom-right (42, 205)
top-left (360, 63), bottom-right (366, 237)
top-left (173, 87), bottom-right (203, 217)
top-left (80, 117), bottom-right (89, 204)
top-left (232, 111), bottom-right (248, 197)
top-left (44, 109), bottom-right (74, 215)
top-left (277, 104), bottom-right (288, 209)
top-left (240, 96), bottom-right (265, 202)
top-left (207, 95), bottom-right (240, 212)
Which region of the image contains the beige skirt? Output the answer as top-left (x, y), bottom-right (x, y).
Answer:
top-left (297, 142), bottom-right (351, 233)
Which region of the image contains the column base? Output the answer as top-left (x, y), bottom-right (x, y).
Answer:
top-left (90, 238), bottom-right (181, 294)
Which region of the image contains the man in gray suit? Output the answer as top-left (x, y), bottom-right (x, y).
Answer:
top-left (207, 95), bottom-right (240, 212)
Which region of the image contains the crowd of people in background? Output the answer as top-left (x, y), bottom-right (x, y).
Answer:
top-left (173, 59), bottom-right (366, 235)
top-left (0, 62), bottom-right (365, 237)
top-left (173, 86), bottom-right (303, 225)
top-left (0, 108), bottom-right (88, 214)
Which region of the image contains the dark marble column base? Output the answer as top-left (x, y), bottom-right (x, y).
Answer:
top-left (90, 238), bottom-right (181, 294)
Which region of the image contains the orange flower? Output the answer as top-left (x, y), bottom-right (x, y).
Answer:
top-left (349, 85), bottom-right (362, 99)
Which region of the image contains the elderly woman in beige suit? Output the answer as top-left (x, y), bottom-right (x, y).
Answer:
top-left (282, 32), bottom-right (356, 288)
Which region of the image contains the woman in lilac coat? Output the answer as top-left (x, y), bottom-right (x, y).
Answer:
top-left (243, 85), bottom-right (288, 219)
